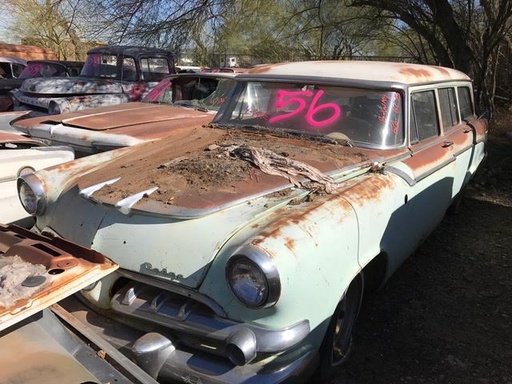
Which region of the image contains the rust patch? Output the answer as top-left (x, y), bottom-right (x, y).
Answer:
top-left (284, 237), bottom-right (295, 252)
top-left (246, 62), bottom-right (292, 74)
top-left (250, 191), bottom-right (356, 248)
top-left (398, 67), bottom-right (434, 82)
top-left (80, 126), bottom-right (372, 210)
top-left (0, 131), bottom-right (43, 146)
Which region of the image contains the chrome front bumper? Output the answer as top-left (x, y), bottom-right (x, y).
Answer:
top-left (60, 295), bottom-right (319, 383)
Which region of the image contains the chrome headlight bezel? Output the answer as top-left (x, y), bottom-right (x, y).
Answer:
top-left (226, 245), bottom-right (281, 309)
top-left (17, 173), bottom-right (47, 215)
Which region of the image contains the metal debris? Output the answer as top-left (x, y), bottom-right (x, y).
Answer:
top-left (228, 145), bottom-right (339, 193)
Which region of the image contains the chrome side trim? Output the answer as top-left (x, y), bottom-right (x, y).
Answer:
top-left (383, 166), bottom-right (416, 186)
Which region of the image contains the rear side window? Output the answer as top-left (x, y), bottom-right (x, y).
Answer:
top-left (141, 58), bottom-right (171, 82)
top-left (457, 86), bottom-right (474, 120)
top-left (438, 87), bottom-right (459, 129)
top-left (411, 90), bottom-right (439, 142)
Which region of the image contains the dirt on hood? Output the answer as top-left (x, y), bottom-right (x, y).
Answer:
top-left (79, 126), bottom-right (371, 211)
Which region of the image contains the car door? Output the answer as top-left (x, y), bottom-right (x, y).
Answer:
top-left (400, 89), bottom-right (459, 246)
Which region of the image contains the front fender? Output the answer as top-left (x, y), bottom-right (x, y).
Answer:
top-left (200, 190), bottom-right (360, 337)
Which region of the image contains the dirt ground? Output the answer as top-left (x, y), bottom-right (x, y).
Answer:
top-left (324, 111), bottom-right (512, 384)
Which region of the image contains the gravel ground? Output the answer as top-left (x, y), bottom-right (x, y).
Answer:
top-left (322, 132), bottom-right (512, 384)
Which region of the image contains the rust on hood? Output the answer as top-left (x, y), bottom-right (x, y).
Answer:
top-left (14, 102), bottom-right (213, 140)
top-left (0, 224), bottom-right (118, 331)
top-left (77, 126), bottom-right (374, 212)
top-left (0, 131), bottom-right (43, 146)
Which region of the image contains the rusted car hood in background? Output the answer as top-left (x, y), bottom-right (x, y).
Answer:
top-left (0, 130), bottom-right (42, 145)
top-left (18, 102), bottom-right (213, 131)
top-left (0, 224), bottom-right (118, 332)
top-left (76, 126), bottom-right (394, 216)
top-left (19, 76), bottom-right (126, 95)
top-left (13, 103), bottom-right (214, 144)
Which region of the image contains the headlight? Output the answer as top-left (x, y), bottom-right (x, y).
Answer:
top-left (17, 173), bottom-right (47, 215)
top-left (226, 245), bottom-right (281, 308)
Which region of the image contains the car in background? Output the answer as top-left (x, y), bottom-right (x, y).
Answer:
top-left (16, 61), bottom-right (487, 383)
top-left (11, 45), bottom-right (175, 116)
top-left (0, 131), bottom-right (74, 227)
top-left (12, 72), bottom-right (237, 156)
top-left (0, 57), bottom-right (26, 80)
top-left (0, 111), bottom-right (30, 133)
top-left (0, 60), bottom-right (84, 112)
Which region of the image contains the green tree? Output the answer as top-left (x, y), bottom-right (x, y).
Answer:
top-left (350, 0), bottom-right (512, 111)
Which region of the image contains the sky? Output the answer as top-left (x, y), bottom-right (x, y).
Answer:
top-left (0, 11), bottom-right (18, 43)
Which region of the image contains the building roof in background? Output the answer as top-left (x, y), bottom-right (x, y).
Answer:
top-left (0, 43), bottom-right (58, 61)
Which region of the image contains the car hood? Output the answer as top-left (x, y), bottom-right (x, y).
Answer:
top-left (77, 125), bottom-right (378, 217)
top-left (0, 224), bottom-right (117, 332)
top-left (18, 102), bottom-right (214, 132)
top-left (12, 103), bottom-right (215, 149)
top-left (19, 76), bottom-right (125, 95)
top-left (0, 130), bottom-right (42, 145)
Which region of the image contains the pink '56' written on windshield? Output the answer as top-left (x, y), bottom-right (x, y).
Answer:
top-left (269, 90), bottom-right (341, 128)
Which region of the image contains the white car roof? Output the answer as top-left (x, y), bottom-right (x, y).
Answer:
top-left (0, 56), bottom-right (28, 66)
top-left (245, 60), bottom-right (470, 84)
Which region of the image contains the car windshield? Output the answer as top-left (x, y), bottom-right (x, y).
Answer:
top-left (213, 81), bottom-right (404, 148)
top-left (19, 62), bottom-right (66, 78)
top-left (80, 53), bottom-right (122, 79)
top-left (143, 76), bottom-right (236, 112)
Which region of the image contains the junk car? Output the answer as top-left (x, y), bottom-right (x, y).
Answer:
top-left (16, 61), bottom-right (487, 383)
top-left (11, 72), bottom-right (237, 156)
top-left (0, 56), bottom-right (26, 79)
top-left (0, 131), bottom-right (74, 227)
top-left (0, 224), bottom-right (163, 384)
top-left (11, 45), bottom-right (175, 116)
top-left (0, 59), bottom-right (84, 112)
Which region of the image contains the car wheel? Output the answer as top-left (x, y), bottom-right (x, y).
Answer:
top-left (318, 274), bottom-right (363, 380)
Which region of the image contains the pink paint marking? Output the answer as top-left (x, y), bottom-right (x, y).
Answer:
top-left (305, 91), bottom-right (341, 127)
top-left (268, 90), bottom-right (310, 123)
top-left (269, 90), bottom-right (341, 128)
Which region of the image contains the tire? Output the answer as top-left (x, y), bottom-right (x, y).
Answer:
top-left (317, 274), bottom-right (364, 380)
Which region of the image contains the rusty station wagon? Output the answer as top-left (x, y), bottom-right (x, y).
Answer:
top-left (16, 61), bottom-right (487, 383)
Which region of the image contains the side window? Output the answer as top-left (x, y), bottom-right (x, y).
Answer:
top-left (68, 66), bottom-right (82, 77)
top-left (141, 58), bottom-right (170, 82)
top-left (0, 63), bottom-right (9, 78)
top-left (438, 87), bottom-right (458, 129)
top-left (12, 64), bottom-right (25, 78)
top-left (122, 57), bottom-right (137, 81)
top-left (457, 86), bottom-right (474, 120)
top-left (411, 90), bottom-right (439, 142)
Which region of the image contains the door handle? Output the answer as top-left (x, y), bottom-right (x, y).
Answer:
top-left (463, 127), bottom-right (473, 133)
top-left (442, 140), bottom-right (454, 148)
